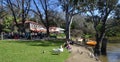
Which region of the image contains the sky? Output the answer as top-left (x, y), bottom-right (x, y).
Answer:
top-left (29, 0), bottom-right (120, 18)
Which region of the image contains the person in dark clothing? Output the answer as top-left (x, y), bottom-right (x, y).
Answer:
top-left (69, 40), bottom-right (74, 45)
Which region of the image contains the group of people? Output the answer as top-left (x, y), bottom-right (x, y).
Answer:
top-left (3, 32), bottom-right (47, 39)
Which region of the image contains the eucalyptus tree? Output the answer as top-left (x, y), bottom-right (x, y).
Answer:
top-left (58, 0), bottom-right (86, 40)
top-left (83, 0), bottom-right (119, 55)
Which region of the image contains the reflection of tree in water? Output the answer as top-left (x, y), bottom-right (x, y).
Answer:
top-left (107, 52), bottom-right (120, 62)
top-left (101, 44), bottom-right (120, 62)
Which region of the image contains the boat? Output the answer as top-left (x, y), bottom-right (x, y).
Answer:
top-left (86, 40), bottom-right (97, 46)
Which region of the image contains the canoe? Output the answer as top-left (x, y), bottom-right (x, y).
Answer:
top-left (86, 40), bottom-right (97, 46)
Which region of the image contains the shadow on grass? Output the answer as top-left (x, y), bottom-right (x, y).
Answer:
top-left (4, 39), bottom-right (65, 47)
top-left (51, 53), bottom-right (61, 55)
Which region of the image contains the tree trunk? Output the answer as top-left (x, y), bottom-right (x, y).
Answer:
top-left (45, 0), bottom-right (50, 37)
top-left (22, 0), bottom-right (25, 32)
top-left (65, 24), bottom-right (70, 40)
top-left (94, 39), bottom-right (101, 56)
top-left (46, 26), bottom-right (50, 37)
top-left (21, 19), bottom-right (25, 32)
top-left (94, 17), bottom-right (107, 56)
top-left (101, 38), bottom-right (107, 55)
top-left (65, 14), bottom-right (73, 41)
top-left (94, 31), bottom-right (106, 56)
top-left (94, 33), bottom-right (101, 56)
top-left (45, 11), bottom-right (50, 37)
top-left (65, 11), bottom-right (69, 40)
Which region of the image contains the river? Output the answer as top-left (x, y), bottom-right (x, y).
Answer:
top-left (100, 43), bottom-right (120, 62)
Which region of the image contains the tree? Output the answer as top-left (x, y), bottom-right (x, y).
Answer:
top-left (0, 0), bottom-right (6, 33)
top-left (3, 16), bottom-right (13, 31)
top-left (6, 0), bottom-right (19, 28)
top-left (32, 0), bottom-right (57, 37)
top-left (21, 0), bottom-right (31, 32)
top-left (49, 11), bottom-right (66, 28)
top-left (70, 15), bottom-right (95, 37)
top-left (47, 10), bottom-right (65, 27)
top-left (109, 4), bottom-right (120, 37)
top-left (58, 0), bottom-right (85, 41)
top-left (6, 0), bottom-right (31, 32)
top-left (84, 0), bottom-right (119, 55)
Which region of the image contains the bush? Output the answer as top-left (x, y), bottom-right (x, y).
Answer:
top-left (3, 29), bottom-right (11, 33)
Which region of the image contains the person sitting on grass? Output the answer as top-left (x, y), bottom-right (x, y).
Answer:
top-left (64, 41), bottom-right (72, 52)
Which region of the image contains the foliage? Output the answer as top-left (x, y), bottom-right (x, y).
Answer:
top-left (106, 26), bottom-right (120, 37)
top-left (108, 37), bottom-right (120, 42)
top-left (57, 33), bottom-right (66, 38)
top-left (58, 0), bottom-right (87, 40)
top-left (71, 21), bottom-right (76, 29)
top-left (48, 11), bottom-right (66, 27)
top-left (2, 15), bottom-right (20, 32)
top-left (82, 34), bottom-right (92, 39)
top-left (2, 28), bottom-right (11, 32)
top-left (3, 16), bottom-right (13, 29)
top-left (96, 23), bottom-right (102, 32)
top-left (81, 0), bottom-right (120, 55)
top-left (6, 0), bottom-right (31, 32)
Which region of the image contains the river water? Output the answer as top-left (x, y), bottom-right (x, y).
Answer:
top-left (100, 43), bottom-right (120, 62)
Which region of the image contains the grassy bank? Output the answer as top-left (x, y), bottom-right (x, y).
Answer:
top-left (0, 39), bottom-right (70, 62)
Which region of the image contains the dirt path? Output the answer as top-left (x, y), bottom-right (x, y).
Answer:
top-left (65, 45), bottom-right (101, 62)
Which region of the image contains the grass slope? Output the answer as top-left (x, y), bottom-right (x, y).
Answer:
top-left (0, 39), bottom-right (70, 62)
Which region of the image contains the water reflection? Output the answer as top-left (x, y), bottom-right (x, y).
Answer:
top-left (100, 43), bottom-right (120, 62)
top-left (99, 55), bottom-right (109, 62)
top-left (107, 52), bottom-right (120, 62)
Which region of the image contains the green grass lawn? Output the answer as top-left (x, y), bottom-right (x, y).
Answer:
top-left (0, 39), bottom-right (70, 62)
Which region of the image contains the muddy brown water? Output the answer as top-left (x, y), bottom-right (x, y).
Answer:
top-left (99, 43), bottom-right (120, 62)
